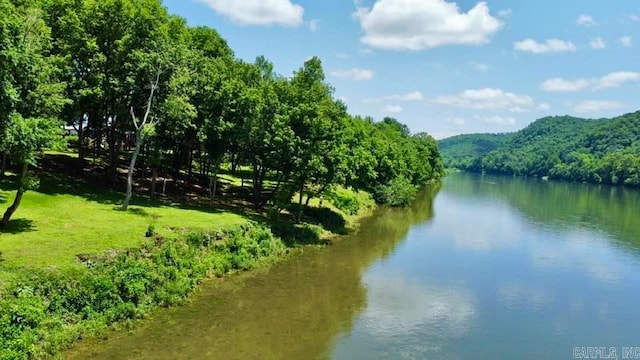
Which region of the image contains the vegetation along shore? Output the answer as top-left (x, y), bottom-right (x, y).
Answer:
top-left (0, 0), bottom-right (443, 358)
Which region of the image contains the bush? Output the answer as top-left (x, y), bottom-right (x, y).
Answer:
top-left (0, 223), bottom-right (287, 359)
top-left (145, 223), bottom-right (156, 238)
top-left (326, 187), bottom-right (375, 216)
top-left (373, 176), bottom-right (418, 207)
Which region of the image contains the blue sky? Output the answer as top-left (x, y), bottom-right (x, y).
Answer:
top-left (163, 0), bottom-right (640, 139)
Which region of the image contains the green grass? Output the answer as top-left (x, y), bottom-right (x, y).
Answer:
top-left (0, 181), bottom-right (247, 280)
top-left (0, 155), bottom-right (378, 358)
top-left (0, 156), bottom-right (375, 287)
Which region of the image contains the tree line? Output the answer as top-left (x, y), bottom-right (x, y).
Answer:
top-left (439, 112), bottom-right (640, 187)
top-left (0, 0), bottom-right (444, 226)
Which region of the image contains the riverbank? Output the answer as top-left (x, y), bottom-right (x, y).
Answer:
top-left (0, 156), bottom-right (377, 359)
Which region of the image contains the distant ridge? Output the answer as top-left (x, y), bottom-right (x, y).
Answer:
top-left (438, 111), bottom-right (640, 187)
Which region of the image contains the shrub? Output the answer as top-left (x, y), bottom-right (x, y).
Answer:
top-left (145, 223), bottom-right (156, 238)
top-left (0, 223), bottom-right (287, 359)
top-left (326, 187), bottom-right (375, 216)
top-left (373, 176), bottom-right (418, 207)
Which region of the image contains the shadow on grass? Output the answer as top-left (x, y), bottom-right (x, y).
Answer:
top-left (0, 219), bottom-right (36, 234)
top-left (1, 176), bottom-right (20, 205)
top-left (284, 204), bottom-right (347, 235)
top-left (7, 153), bottom-right (350, 247)
top-left (0, 191), bottom-right (9, 205)
top-left (268, 220), bottom-right (328, 247)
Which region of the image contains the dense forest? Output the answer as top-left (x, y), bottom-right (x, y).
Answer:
top-left (439, 111), bottom-right (640, 187)
top-left (0, 0), bottom-right (444, 226)
top-left (439, 133), bottom-right (512, 171)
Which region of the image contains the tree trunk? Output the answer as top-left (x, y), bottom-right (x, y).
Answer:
top-left (2, 163), bottom-right (28, 228)
top-left (252, 162), bottom-right (261, 207)
top-left (92, 128), bottom-right (99, 165)
top-left (122, 132), bottom-right (143, 211)
top-left (209, 174), bottom-right (218, 206)
top-left (296, 180), bottom-right (305, 223)
top-left (184, 148), bottom-right (193, 196)
top-left (78, 116), bottom-right (85, 163)
top-left (0, 153), bottom-right (6, 178)
top-left (231, 153), bottom-right (237, 173)
top-left (150, 167), bottom-right (158, 200)
top-left (108, 143), bottom-right (117, 184)
top-left (107, 122), bottom-right (118, 184)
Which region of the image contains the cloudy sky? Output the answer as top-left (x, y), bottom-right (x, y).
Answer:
top-left (163, 0), bottom-right (640, 139)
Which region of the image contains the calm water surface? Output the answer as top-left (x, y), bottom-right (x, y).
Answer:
top-left (70, 173), bottom-right (640, 359)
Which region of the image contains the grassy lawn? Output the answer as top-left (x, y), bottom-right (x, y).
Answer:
top-left (0, 178), bottom-right (248, 282)
top-left (0, 154), bottom-right (373, 288)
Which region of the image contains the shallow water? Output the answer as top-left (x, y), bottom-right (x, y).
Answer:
top-left (70, 173), bottom-right (640, 359)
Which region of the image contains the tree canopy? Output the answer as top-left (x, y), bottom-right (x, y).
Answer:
top-left (0, 0), bottom-right (445, 225)
top-left (439, 111), bottom-right (640, 187)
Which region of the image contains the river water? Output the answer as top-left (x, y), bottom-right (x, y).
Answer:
top-left (70, 173), bottom-right (640, 359)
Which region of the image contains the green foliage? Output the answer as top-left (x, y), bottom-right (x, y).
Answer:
top-left (374, 176), bottom-right (419, 207)
top-left (0, 224), bottom-right (286, 358)
top-left (327, 187), bottom-right (375, 216)
top-left (0, 0), bottom-right (446, 355)
top-left (145, 223), bottom-right (156, 238)
top-left (438, 133), bottom-right (512, 171)
top-left (440, 111), bottom-right (640, 188)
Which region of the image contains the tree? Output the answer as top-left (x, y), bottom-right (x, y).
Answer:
top-left (235, 57), bottom-right (294, 208)
top-left (121, 72), bottom-right (160, 211)
top-left (2, 116), bottom-right (63, 227)
top-left (286, 57), bottom-right (344, 221)
top-left (0, 0), bottom-right (66, 227)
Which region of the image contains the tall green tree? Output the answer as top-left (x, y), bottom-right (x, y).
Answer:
top-left (0, 0), bottom-right (67, 227)
top-left (286, 57), bottom-right (345, 220)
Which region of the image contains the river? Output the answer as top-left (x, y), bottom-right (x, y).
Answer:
top-left (69, 173), bottom-right (640, 359)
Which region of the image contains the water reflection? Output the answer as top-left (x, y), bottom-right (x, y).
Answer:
top-left (333, 173), bottom-right (640, 359)
top-left (69, 175), bottom-right (640, 360)
top-left (359, 273), bottom-right (475, 338)
top-left (444, 173), bottom-right (640, 249)
top-left (68, 187), bottom-right (440, 360)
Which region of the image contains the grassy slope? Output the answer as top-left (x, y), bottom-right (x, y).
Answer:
top-left (0, 184), bottom-right (247, 278)
top-left (0, 153), bottom-right (371, 286)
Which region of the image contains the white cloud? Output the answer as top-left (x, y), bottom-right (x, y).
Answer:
top-left (594, 71), bottom-right (640, 89)
top-left (330, 68), bottom-right (374, 81)
top-left (574, 100), bottom-right (626, 113)
top-left (631, 15), bottom-right (640, 21)
top-left (308, 19), bottom-right (319, 32)
top-left (364, 91), bottom-right (424, 103)
top-left (382, 104), bottom-right (403, 113)
top-left (589, 37), bottom-right (606, 50)
top-left (497, 9), bottom-right (512, 18)
top-left (353, 0), bottom-right (502, 50)
top-left (430, 88), bottom-right (536, 112)
top-left (360, 273), bottom-right (476, 339)
top-left (538, 103), bottom-right (551, 111)
top-left (514, 39), bottom-right (576, 54)
top-left (619, 36), bottom-right (632, 48)
top-left (541, 78), bottom-right (591, 92)
top-left (541, 71), bottom-right (640, 92)
top-left (576, 14), bottom-right (596, 26)
top-left (475, 115), bottom-right (516, 126)
top-left (471, 62), bottom-right (490, 72)
top-left (196, 0), bottom-right (304, 26)
top-left (447, 118), bottom-right (466, 126)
